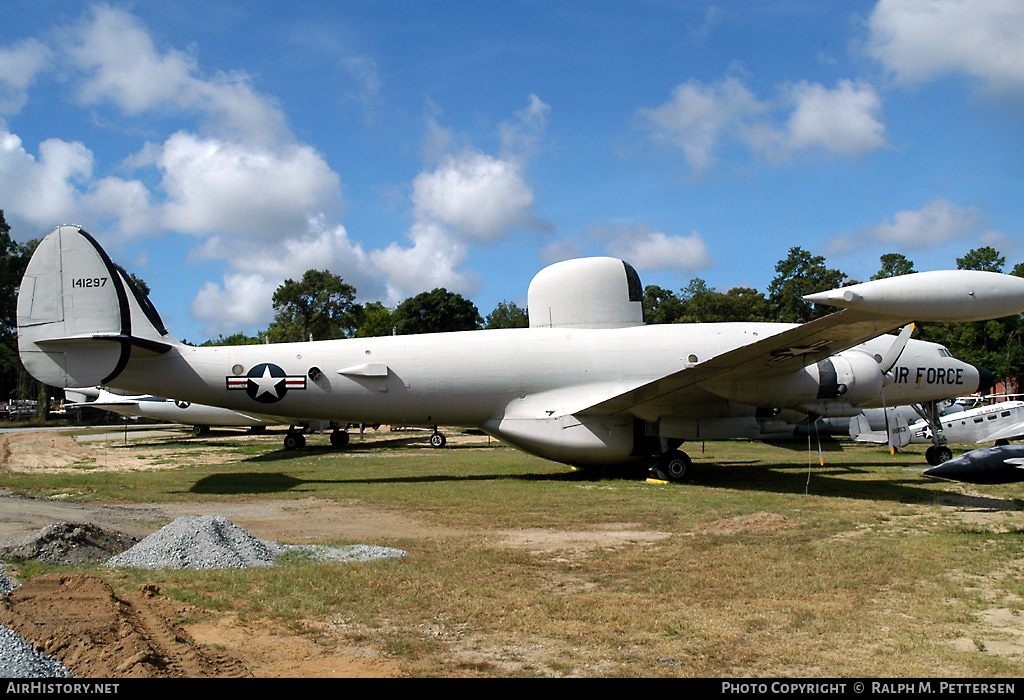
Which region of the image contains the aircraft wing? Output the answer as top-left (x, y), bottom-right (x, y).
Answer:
top-left (976, 421), bottom-right (1024, 444)
top-left (574, 307), bottom-right (906, 418)
top-left (73, 399), bottom-right (141, 408)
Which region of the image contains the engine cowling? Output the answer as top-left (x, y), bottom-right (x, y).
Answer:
top-left (699, 350), bottom-right (883, 411)
top-left (822, 351), bottom-right (884, 407)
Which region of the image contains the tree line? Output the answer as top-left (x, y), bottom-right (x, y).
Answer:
top-left (1, 209), bottom-right (1021, 407)
top-left (644, 247), bottom-right (1024, 392)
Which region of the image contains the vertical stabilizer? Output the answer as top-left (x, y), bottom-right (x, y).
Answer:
top-left (17, 225), bottom-right (176, 388)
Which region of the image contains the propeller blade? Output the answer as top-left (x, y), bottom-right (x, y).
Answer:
top-left (881, 386), bottom-right (895, 455)
top-left (880, 323), bottom-right (915, 375)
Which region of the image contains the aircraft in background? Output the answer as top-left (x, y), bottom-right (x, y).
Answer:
top-left (64, 386), bottom-right (290, 437)
top-left (924, 444), bottom-right (1024, 484)
top-left (850, 397), bottom-right (1024, 466)
top-left (64, 387), bottom-right (358, 448)
top-left (17, 225), bottom-right (1024, 481)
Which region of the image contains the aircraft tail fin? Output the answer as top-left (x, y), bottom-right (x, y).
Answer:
top-left (848, 411), bottom-right (911, 449)
top-left (18, 225), bottom-right (178, 388)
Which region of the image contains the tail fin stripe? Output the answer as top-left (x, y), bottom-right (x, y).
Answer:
top-left (78, 229), bottom-right (132, 337)
top-left (76, 228), bottom-right (136, 382)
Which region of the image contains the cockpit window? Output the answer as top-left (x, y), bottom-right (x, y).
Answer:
top-left (938, 348), bottom-right (952, 358)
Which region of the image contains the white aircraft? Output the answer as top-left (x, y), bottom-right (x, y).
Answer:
top-left (17, 225), bottom-right (1024, 481)
top-left (910, 399), bottom-right (1024, 452)
top-left (64, 387), bottom-right (291, 437)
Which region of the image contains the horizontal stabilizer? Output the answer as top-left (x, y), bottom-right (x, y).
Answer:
top-left (848, 411), bottom-right (911, 448)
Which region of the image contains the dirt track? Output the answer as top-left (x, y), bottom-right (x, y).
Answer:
top-left (0, 428), bottom-right (668, 678)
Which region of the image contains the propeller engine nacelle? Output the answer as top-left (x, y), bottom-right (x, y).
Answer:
top-left (700, 350), bottom-right (884, 413)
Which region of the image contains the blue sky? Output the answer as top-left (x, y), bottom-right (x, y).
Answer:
top-left (1, 1), bottom-right (1022, 342)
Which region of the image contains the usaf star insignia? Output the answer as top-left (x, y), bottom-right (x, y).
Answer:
top-left (769, 339), bottom-right (832, 362)
top-left (227, 362), bottom-right (306, 403)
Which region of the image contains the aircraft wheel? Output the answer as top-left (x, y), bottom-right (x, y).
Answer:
top-left (192, 425), bottom-right (209, 437)
top-left (284, 433), bottom-right (304, 451)
top-left (330, 430), bottom-right (350, 447)
top-left (934, 446), bottom-right (952, 464)
top-left (430, 431), bottom-right (447, 448)
top-left (662, 451), bottom-right (693, 482)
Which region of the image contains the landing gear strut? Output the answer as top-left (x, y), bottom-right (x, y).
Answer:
top-left (916, 401), bottom-right (953, 466)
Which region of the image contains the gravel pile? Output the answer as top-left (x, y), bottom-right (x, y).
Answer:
top-left (105, 515), bottom-right (407, 570)
top-left (0, 522), bottom-right (139, 564)
top-left (0, 562), bottom-right (15, 595)
top-left (0, 624), bottom-right (73, 678)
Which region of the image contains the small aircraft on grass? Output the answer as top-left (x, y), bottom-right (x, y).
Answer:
top-left (17, 225), bottom-right (1024, 481)
top-left (64, 386), bottom-right (291, 436)
top-left (851, 398), bottom-right (1024, 466)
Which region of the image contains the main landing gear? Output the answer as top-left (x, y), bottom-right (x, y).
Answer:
top-left (916, 400), bottom-right (954, 467)
top-left (283, 430), bottom-right (306, 450)
top-left (925, 444), bottom-right (953, 467)
top-left (649, 449), bottom-right (693, 483)
top-left (429, 429), bottom-right (447, 448)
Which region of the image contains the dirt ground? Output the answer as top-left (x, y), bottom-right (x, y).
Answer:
top-left (5, 427), bottom-right (1022, 678)
top-left (0, 427), bottom-right (671, 678)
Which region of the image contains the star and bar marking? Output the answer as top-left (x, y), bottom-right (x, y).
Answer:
top-left (227, 363), bottom-right (306, 403)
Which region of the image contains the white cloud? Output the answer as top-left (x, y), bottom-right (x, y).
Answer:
top-left (866, 0), bottom-right (1024, 92)
top-left (370, 221), bottom-right (479, 303)
top-left (188, 216), bottom-right (385, 335)
top-left (375, 95), bottom-right (553, 301)
top-left (412, 151), bottom-right (541, 242)
top-left (4, 7), bottom-right (551, 336)
top-left (192, 215), bottom-right (380, 296)
top-left (189, 272), bottom-right (280, 338)
top-left (157, 132), bottom-right (340, 239)
top-left (538, 235), bottom-right (589, 265)
top-left (65, 4), bottom-right (287, 144)
top-left (499, 93), bottom-right (551, 159)
top-left (81, 176), bottom-right (156, 237)
top-left (0, 130), bottom-right (93, 226)
top-left (640, 75), bottom-right (889, 171)
top-left (342, 55), bottom-right (382, 124)
top-left (780, 80), bottom-right (887, 156)
top-left (0, 38), bottom-right (51, 114)
top-left (828, 198), bottom-right (990, 255)
top-left (602, 224), bottom-right (714, 272)
top-left (639, 75), bottom-right (766, 172)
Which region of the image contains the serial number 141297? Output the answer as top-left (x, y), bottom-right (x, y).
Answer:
top-left (72, 277), bottom-right (107, 288)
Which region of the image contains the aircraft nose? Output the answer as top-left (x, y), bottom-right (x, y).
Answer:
top-left (971, 364), bottom-right (996, 394)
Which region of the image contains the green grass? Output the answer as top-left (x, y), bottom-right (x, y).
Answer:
top-left (4, 428), bottom-right (1024, 677)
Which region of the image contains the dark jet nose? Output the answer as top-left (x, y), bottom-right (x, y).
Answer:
top-left (924, 445), bottom-right (1024, 484)
top-left (971, 363), bottom-right (996, 394)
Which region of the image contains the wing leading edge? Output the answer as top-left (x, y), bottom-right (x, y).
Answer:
top-left (573, 307), bottom-right (904, 418)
